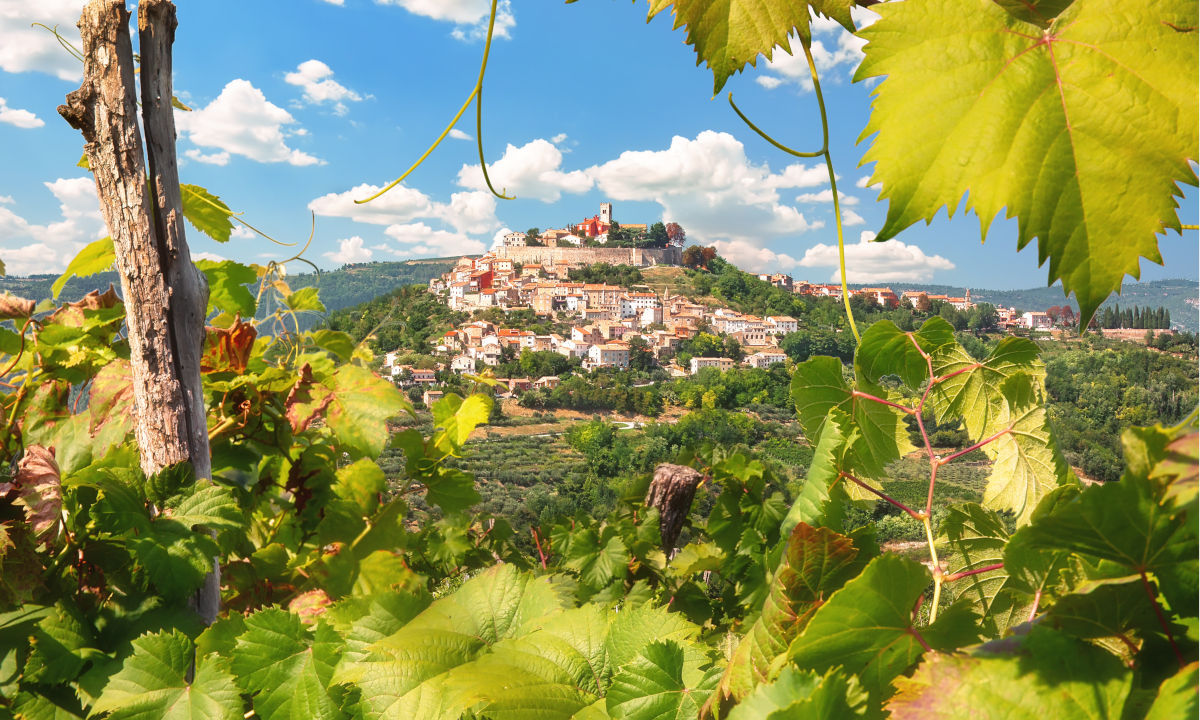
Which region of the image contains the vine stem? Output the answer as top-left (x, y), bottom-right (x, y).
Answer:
top-left (923, 515), bottom-right (943, 623)
top-left (839, 471), bottom-right (922, 521)
top-left (530, 527), bottom-right (548, 570)
top-left (803, 42), bottom-right (857, 343)
top-left (852, 389), bottom-right (916, 415)
top-left (937, 427), bottom-right (1012, 465)
top-left (1140, 570), bottom-right (1185, 668)
top-left (942, 562), bottom-right (1003, 582)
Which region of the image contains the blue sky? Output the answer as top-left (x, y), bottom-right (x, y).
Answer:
top-left (0, 0), bottom-right (1196, 293)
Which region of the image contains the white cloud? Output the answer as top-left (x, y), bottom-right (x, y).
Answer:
top-left (0, 0), bottom-right (85, 81)
top-left (550, 133), bottom-right (568, 144)
top-left (795, 189), bottom-right (859, 205)
top-left (184, 148), bottom-right (231, 166)
top-left (284, 59), bottom-right (362, 115)
top-left (193, 251), bottom-right (228, 262)
top-left (855, 176), bottom-right (876, 189)
top-left (841, 209), bottom-right (866, 227)
top-left (323, 236), bottom-right (374, 264)
top-left (797, 231), bottom-right (955, 283)
top-left (490, 227), bottom-right (512, 250)
top-left (381, 222), bottom-right (486, 257)
top-left (175, 79), bottom-right (321, 166)
top-left (587, 131), bottom-right (824, 247)
top-left (457, 138), bottom-right (593, 202)
top-left (0, 176), bottom-right (106, 275)
top-left (755, 9), bottom-right (880, 92)
top-left (0, 98), bottom-right (44, 129)
top-left (230, 224), bottom-right (256, 239)
top-left (376, 0), bottom-right (515, 41)
top-left (320, 0), bottom-right (344, 4)
top-left (309, 184), bottom-right (499, 235)
top-left (710, 240), bottom-right (802, 274)
top-left (448, 128), bottom-right (471, 140)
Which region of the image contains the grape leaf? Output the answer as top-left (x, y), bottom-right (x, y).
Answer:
top-left (855, 317), bottom-right (955, 391)
top-left (231, 610), bottom-right (343, 720)
top-left (939, 503), bottom-right (1037, 637)
top-left (787, 554), bottom-right (980, 698)
top-left (325, 364), bottom-right (411, 458)
top-left (195, 260), bottom-right (257, 317)
top-left (286, 287), bottom-right (325, 313)
top-left (180, 184), bottom-right (235, 244)
top-left (50, 236), bottom-right (114, 299)
top-left (605, 640), bottom-right (719, 720)
top-left (90, 631), bottom-right (240, 720)
top-left (1145, 662), bottom-right (1199, 720)
top-left (887, 626), bottom-right (1133, 720)
top-left (645, 0), bottom-right (858, 93)
top-left (855, 0), bottom-right (1199, 324)
top-left (726, 667), bottom-right (867, 720)
top-left (720, 523), bottom-right (859, 699)
top-left (792, 357), bottom-right (915, 478)
top-left (23, 603), bottom-right (96, 686)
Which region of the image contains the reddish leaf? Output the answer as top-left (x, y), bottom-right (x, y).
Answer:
top-left (288, 589), bottom-right (333, 624)
top-left (201, 319), bottom-right (258, 374)
top-left (48, 285), bottom-right (121, 327)
top-left (285, 362), bottom-right (332, 434)
top-left (0, 294), bottom-right (35, 320)
top-left (89, 358), bottom-right (135, 434)
top-left (14, 446), bottom-right (63, 546)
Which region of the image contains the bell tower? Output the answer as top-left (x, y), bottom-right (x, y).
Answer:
top-left (599, 202), bottom-right (612, 224)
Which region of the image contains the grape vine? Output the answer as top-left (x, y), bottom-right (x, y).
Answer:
top-left (1, 0), bottom-right (1197, 719)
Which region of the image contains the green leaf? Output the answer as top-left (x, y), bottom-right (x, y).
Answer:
top-left (562, 526), bottom-right (629, 590)
top-left (195, 260), bottom-right (257, 317)
top-left (1145, 662), bottom-right (1199, 720)
top-left (231, 610), bottom-right (343, 720)
top-left (1043, 576), bottom-right (1159, 646)
top-left (605, 640), bottom-right (718, 720)
top-left (721, 523), bottom-right (859, 699)
top-left (91, 630), bottom-right (240, 720)
top-left (781, 411), bottom-right (852, 533)
top-left (939, 503), bottom-right (1034, 636)
top-left (787, 554), bottom-right (976, 698)
top-left (604, 603), bottom-right (700, 671)
top-left (285, 286), bottom-right (326, 313)
top-left (325, 364), bottom-right (411, 458)
top-left (180, 184), bottom-right (235, 244)
top-left (886, 626), bottom-right (1133, 720)
top-left (855, 0), bottom-right (1199, 324)
top-left (791, 357), bottom-right (915, 478)
top-left (855, 317), bottom-right (955, 391)
top-left (646, 0), bottom-right (857, 94)
top-left (431, 394), bottom-right (492, 457)
top-left (726, 667), bottom-right (867, 720)
top-left (24, 603), bottom-right (96, 686)
top-left (51, 236), bottom-right (114, 299)
top-left (928, 337), bottom-right (1040, 441)
top-left (422, 468), bottom-right (481, 515)
top-left (166, 481), bottom-right (245, 549)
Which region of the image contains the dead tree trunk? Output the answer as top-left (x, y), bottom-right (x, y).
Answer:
top-left (59, 0), bottom-right (216, 623)
top-left (645, 463), bottom-right (704, 551)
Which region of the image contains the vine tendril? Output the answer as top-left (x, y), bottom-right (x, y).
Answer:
top-left (358, 0), bottom-right (512, 204)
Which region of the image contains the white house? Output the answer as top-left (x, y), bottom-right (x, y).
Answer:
top-left (744, 351), bottom-right (787, 368)
top-left (690, 357), bottom-right (735, 374)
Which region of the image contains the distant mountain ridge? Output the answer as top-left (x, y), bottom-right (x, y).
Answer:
top-left (869, 279), bottom-right (1198, 332)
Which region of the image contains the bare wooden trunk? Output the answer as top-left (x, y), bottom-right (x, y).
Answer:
top-left (59, 0), bottom-right (217, 623)
top-left (645, 463), bottom-right (704, 551)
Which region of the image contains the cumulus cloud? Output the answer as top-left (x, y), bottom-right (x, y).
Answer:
top-left (710, 240), bottom-right (802, 274)
top-left (457, 138), bottom-right (593, 202)
top-left (0, 98), bottom-right (44, 129)
top-left (309, 184), bottom-right (499, 235)
top-left (381, 223), bottom-right (487, 257)
top-left (285, 59), bottom-right (362, 115)
top-left (193, 251), bottom-right (228, 262)
top-left (448, 128), bottom-right (471, 140)
top-left (795, 189), bottom-right (859, 206)
top-left (175, 79), bottom-right (321, 166)
top-left (841, 209), bottom-right (866, 227)
top-left (490, 227), bottom-right (512, 250)
top-left (0, 177), bottom-right (106, 275)
top-left (184, 148), bottom-right (231, 166)
top-left (375, 0), bottom-right (515, 41)
top-left (323, 236), bottom-right (374, 264)
top-left (797, 231), bottom-right (955, 283)
top-left (855, 176), bottom-right (877, 189)
top-left (587, 131), bottom-right (824, 246)
top-left (755, 9), bottom-right (880, 92)
top-left (0, 0), bottom-right (85, 81)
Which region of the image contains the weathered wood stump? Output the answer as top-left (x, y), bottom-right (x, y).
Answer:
top-left (644, 463), bottom-right (704, 551)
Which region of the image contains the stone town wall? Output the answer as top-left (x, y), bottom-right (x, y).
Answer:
top-left (496, 245), bottom-right (681, 268)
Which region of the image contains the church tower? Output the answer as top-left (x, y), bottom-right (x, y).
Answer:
top-left (599, 202), bottom-right (612, 224)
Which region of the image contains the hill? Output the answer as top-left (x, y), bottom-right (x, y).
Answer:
top-left (0, 257), bottom-right (460, 314)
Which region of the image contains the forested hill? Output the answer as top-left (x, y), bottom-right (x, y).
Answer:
top-left (0, 257), bottom-right (459, 314)
top-left (883, 279), bottom-right (1198, 331)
